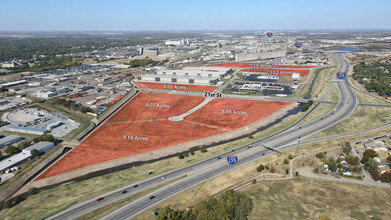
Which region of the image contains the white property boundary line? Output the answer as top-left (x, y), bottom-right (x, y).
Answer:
top-left (33, 100), bottom-right (297, 184)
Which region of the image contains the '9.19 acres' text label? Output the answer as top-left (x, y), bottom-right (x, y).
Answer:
top-left (123, 135), bottom-right (148, 141)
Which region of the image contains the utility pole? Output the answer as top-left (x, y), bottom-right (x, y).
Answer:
top-left (193, 176), bottom-right (196, 197)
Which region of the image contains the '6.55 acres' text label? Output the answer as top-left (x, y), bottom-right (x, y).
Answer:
top-left (163, 84), bottom-right (187, 90)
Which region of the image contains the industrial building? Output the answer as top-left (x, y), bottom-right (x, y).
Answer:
top-left (229, 82), bottom-right (293, 96)
top-left (165, 39), bottom-right (190, 46)
top-left (98, 77), bottom-right (122, 86)
top-left (46, 121), bottom-right (63, 130)
top-left (53, 112), bottom-right (69, 120)
top-left (33, 91), bottom-right (57, 98)
top-left (137, 67), bottom-right (231, 85)
top-left (1, 80), bottom-right (27, 88)
top-left (0, 151), bottom-right (31, 172)
top-left (0, 135), bottom-right (23, 148)
top-left (235, 50), bottom-right (287, 62)
top-left (139, 47), bottom-right (159, 57)
top-left (238, 83), bottom-right (284, 92)
top-left (0, 99), bottom-right (9, 106)
top-left (22, 141), bottom-right (55, 154)
top-left (242, 74), bottom-right (279, 82)
top-left (6, 126), bottom-right (48, 135)
top-left (292, 73), bottom-right (301, 79)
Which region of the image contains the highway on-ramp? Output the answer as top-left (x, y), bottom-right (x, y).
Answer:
top-left (48, 54), bottom-right (357, 220)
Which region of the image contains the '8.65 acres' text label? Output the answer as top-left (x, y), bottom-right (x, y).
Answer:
top-left (221, 109), bottom-right (247, 115)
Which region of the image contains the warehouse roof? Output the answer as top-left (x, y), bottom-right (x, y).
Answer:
top-left (23, 141), bottom-right (54, 152)
top-left (0, 151), bottom-right (31, 171)
top-left (53, 112), bottom-right (68, 120)
top-left (0, 135), bottom-right (23, 148)
top-left (8, 125), bottom-right (48, 133)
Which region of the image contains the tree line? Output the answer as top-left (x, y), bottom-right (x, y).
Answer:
top-left (0, 36), bottom-right (159, 62)
top-left (4, 56), bottom-right (83, 75)
top-left (361, 149), bottom-right (391, 182)
top-left (126, 58), bottom-right (168, 68)
top-left (353, 61), bottom-right (391, 97)
top-left (52, 98), bottom-right (92, 113)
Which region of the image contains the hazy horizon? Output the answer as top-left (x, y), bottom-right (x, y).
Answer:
top-left (1, 29), bottom-right (391, 34)
top-left (1, 0), bottom-right (391, 31)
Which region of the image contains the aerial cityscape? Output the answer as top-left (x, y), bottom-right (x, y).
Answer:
top-left (0, 0), bottom-right (390, 219)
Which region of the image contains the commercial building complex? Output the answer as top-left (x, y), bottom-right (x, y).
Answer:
top-left (0, 142), bottom-right (54, 171)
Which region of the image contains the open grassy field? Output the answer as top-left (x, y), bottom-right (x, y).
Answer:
top-left (296, 68), bottom-right (318, 99)
top-left (244, 177), bottom-right (391, 220)
top-left (296, 103), bottom-right (337, 128)
top-left (325, 85), bottom-right (339, 102)
top-left (307, 105), bottom-right (391, 141)
top-left (33, 100), bottom-right (94, 141)
top-left (354, 88), bottom-right (390, 105)
top-left (309, 66), bottom-right (338, 100)
top-left (294, 66), bottom-right (338, 127)
top-left (295, 55), bottom-right (338, 100)
top-left (304, 71), bottom-right (391, 141)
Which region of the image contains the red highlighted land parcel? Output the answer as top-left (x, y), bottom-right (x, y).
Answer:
top-left (134, 81), bottom-right (218, 92)
top-left (36, 92), bottom-right (291, 180)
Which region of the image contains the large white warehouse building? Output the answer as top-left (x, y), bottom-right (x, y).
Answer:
top-left (137, 67), bottom-right (231, 85)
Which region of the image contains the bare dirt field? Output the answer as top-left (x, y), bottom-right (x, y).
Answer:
top-left (185, 98), bottom-right (291, 130)
top-left (273, 64), bottom-right (316, 68)
top-left (208, 62), bottom-right (315, 69)
top-left (36, 93), bottom-right (292, 180)
top-left (106, 92), bottom-right (205, 123)
top-left (36, 120), bottom-right (225, 180)
top-left (134, 82), bottom-right (218, 92)
top-left (240, 68), bottom-right (311, 77)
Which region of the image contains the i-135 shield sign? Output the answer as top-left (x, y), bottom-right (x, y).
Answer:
top-left (227, 156), bottom-right (238, 164)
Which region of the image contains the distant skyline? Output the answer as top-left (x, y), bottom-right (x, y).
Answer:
top-left (1, 0), bottom-right (391, 31)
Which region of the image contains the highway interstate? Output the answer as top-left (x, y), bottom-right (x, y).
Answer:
top-left (49, 54), bottom-right (358, 220)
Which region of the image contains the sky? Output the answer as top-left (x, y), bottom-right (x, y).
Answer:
top-left (1, 0), bottom-right (390, 31)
